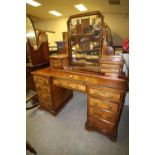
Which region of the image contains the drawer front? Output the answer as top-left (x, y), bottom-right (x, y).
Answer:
top-left (101, 64), bottom-right (121, 69)
top-left (39, 98), bottom-right (52, 111)
top-left (33, 75), bottom-right (49, 85)
top-left (50, 58), bottom-right (69, 69)
top-left (101, 68), bottom-right (120, 73)
top-left (34, 77), bottom-right (53, 111)
top-left (88, 116), bottom-right (115, 134)
top-left (37, 92), bottom-right (52, 102)
top-left (51, 59), bottom-right (62, 68)
top-left (53, 71), bottom-right (89, 82)
top-left (89, 106), bottom-right (117, 123)
top-left (67, 74), bottom-right (90, 82)
top-left (51, 59), bottom-right (60, 64)
top-left (62, 58), bottom-right (69, 67)
top-left (53, 79), bottom-right (86, 92)
top-left (88, 97), bottom-right (118, 113)
top-left (35, 83), bottom-right (51, 93)
top-left (88, 87), bottom-right (121, 102)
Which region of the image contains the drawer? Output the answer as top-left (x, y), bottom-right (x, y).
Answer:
top-left (37, 92), bottom-right (52, 102)
top-left (88, 87), bottom-right (122, 102)
top-left (88, 116), bottom-right (115, 134)
top-left (51, 59), bottom-right (62, 68)
top-left (39, 98), bottom-right (52, 111)
top-left (89, 106), bottom-right (117, 123)
top-left (53, 79), bottom-right (86, 92)
top-left (66, 74), bottom-right (90, 82)
top-left (50, 57), bottom-right (69, 69)
top-left (35, 83), bottom-right (51, 93)
top-left (88, 97), bottom-right (119, 113)
top-left (101, 68), bottom-right (120, 73)
top-left (33, 75), bottom-right (49, 85)
top-left (101, 63), bottom-right (121, 69)
top-left (52, 71), bottom-right (91, 82)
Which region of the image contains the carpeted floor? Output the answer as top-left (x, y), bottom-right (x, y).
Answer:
top-left (26, 91), bottom-right (129, 155)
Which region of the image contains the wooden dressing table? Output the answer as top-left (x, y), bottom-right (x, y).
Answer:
top-left (31, 11), bottom-right (128, 141)
top-left (32, 65), bottom-right (127, 141)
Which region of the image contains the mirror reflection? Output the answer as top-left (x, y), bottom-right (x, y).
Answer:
top-left (26, 16), bottom-right (37, 49)
top-left (69, 15), bottom-right (102, 66)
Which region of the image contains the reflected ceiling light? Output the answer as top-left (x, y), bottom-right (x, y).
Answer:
top-left (49, 10), bottom-right (62, 16)
top-left (74, 4), bottom-right (88, 12)
top-left (26, 0), bottom-right (42, 7)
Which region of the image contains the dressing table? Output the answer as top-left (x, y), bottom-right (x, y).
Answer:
top-left (32, 11), bottom-right (128, 141)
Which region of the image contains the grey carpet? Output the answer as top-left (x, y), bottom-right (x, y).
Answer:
top-left (26, 91), bottom-right (129, 155)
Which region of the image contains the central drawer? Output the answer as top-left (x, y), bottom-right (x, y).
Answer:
top-left (53, 78), bottom-right (86, 92)
top-left (67, 74), bottom-right (90, 82)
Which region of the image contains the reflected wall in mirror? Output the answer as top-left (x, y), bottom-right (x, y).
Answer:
top-left (68, 11), bottom-right (104, 66)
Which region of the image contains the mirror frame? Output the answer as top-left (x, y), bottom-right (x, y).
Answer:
top-left (26, 15), bottom-right (38, 47)
top-left (67, 11), bottom-right (104, 67)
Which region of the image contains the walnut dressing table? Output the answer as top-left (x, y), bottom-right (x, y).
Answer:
top-left (31, 11), bottom-right (128, 141)
top-left (32, 65), bottom-right (127, 141)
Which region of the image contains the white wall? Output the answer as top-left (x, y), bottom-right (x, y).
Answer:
top-left (104, 14), bottom-right (129, 45)
top-left (34, 14), bottom-right (129, 46)
top-left (34, 17), bottom-right (68, 46)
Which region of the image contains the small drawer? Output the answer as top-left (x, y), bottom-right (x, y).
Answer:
top-left (53, 79), bottom-right (86, 92)
top-left (33, 75), bottom-right (49, 85)
top-left (89, 106), bottom-right (117, 123)
top-left (88, 116), bottom-right (115, 134)
top-left (51, 59), bottom-right (62, 68)
top-left (88, 97), bottom-right (118, 113)
top-left (50, 57), bottom-right (69, 69)
top-left (101, 68), bottom-right (120, 73)
top-left (88, 87), bottom-right (122, 102)
top-left (101, 63), bottom-right (121, 69)
top-left (35, 83), bottom-right (51, 93)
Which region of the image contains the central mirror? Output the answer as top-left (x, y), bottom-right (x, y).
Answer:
top-left (68, 12), bottom-right (104, 67)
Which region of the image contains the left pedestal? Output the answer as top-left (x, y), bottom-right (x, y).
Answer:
top-left (33, 74), bottom-right (73, 115)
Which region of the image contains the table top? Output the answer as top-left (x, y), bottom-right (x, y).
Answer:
top-left (32, 67), bottom-right (127, 91)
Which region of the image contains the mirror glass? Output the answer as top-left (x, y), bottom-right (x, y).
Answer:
top-left (69, 15), bottom-right (102, 66)
top-left (26, 17), bottom-right (37, 48)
